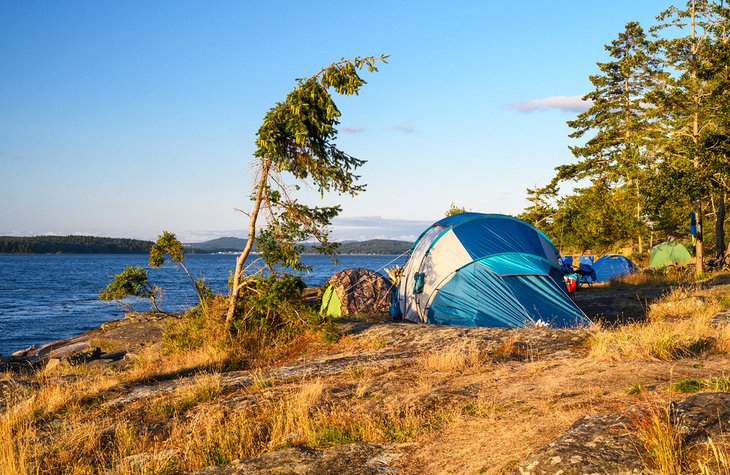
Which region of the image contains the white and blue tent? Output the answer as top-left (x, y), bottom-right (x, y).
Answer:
top-left (397, 213), bottom-right (590, 328)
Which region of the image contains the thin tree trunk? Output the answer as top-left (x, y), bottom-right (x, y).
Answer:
top-left (690, 0), bottom-right (704, 276)
top-left (180, 263), bottom-right (208, 313)
top-left (226, 161), bottom-right (272, 327)
top-left (636, 181), bottom-right (643, 254)
top-left (717, 192), bottom-right (726, 259)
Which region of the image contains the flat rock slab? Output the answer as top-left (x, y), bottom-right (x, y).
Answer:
top-left (342, 322), bottom-right (589, 360)
top-left (3, 312), bottom-right (167, 371)
top-left (513, 411), bottom-right (643, 475)
top-left (513, 392), bottom-right (730, 475)
top-left (191, 443), bottom-right (417, 475)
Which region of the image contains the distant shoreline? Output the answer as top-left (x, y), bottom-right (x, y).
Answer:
top-left (0, 235), bottom-right (412, 256)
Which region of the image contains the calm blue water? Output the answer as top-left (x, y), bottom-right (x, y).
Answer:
top-left (0, 254), bottom-right (407, 356)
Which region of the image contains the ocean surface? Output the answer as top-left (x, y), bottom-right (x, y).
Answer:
top-left (0, 253), bottom-right (407, 356)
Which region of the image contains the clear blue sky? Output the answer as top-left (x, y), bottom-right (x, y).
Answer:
top-left (0, 1), bottom-right (671, 242)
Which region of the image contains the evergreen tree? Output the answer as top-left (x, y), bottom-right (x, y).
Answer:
top-left (519, 184), bottom-right (557, 233)
top-left (650, 0), bottom-right (730, 273)
top-left (559, 22), bottom-right (662, 253)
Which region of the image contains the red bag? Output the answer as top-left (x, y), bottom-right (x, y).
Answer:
top-left (564, 275), bottom-right (577, 294)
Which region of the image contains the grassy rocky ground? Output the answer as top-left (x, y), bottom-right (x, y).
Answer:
top-left (2, 273), bottom-right (730, 474)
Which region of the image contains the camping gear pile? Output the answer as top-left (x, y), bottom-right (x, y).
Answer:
top-left (394, 213), bottom-right (590, 328)
top-left (320, 268), bottom-right (394, 317)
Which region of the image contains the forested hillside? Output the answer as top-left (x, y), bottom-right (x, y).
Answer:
top-left (0, 236), bottom-right (153, 254)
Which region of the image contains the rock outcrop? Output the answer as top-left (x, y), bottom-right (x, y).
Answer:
top-left (514, 392), bottom-right (730, 475)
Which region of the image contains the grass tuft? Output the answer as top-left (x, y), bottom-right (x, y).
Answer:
top-left (630, 404), bottom-right (686, 475)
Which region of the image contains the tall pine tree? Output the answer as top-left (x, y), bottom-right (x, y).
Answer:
top-left (559, 22), bottom-right (662, 253)
top-left (651, 0), bottom-right (730, 273)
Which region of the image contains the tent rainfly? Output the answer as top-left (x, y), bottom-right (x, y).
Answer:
top-left (396, 213), bottom-right (590, 328)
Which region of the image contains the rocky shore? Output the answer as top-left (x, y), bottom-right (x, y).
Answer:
top-left (2, 278), bottom-right (730, 473)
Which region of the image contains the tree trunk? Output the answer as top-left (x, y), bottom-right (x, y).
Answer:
top-left (717, 192), bottom-right (726, 259)
top-left (636, 182), bottom-right (643, 254)
top-left (690, 0), bottom-right (704, 276)
top-left (226, 161), bottom-right (271, 328)
top-left (180, 262), bottom-right (208, 313)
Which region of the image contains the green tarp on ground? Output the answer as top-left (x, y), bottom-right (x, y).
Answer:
top-left (649, 241), bottom-right (693, 269)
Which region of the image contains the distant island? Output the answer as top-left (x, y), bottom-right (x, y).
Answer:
top-left (0, 235), bottom-right (412, 255)
top-left (0, 235), bottom-right (154, 254)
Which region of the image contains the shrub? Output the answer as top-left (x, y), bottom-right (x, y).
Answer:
top-left (229, 274), bottom-right (320, 344)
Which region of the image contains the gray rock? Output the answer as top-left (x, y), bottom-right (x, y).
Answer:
top-left (709, 309), bottom-right (730, 327)
top-left (190, 443), bottom-right (417, 475)
top-left (513, 392), bottom-right (730, 475)
top-left (512, 412), bottom-right (643, 474)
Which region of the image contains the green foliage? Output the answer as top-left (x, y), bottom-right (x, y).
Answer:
top-left (555, 22), bottom-right (661, 251)
top-left (670, 378), bottom-right (704, 393)
top-left (149, 230), bottom-right (185, 267)
top-left (518, 184), bottom-right (557, 232)
top-left (99, 266), bottom-right (154, 301)
top-left (250, 54), bottom-right (388, 271)
top-left (230, 275), bottom-right (318, 343)
top-left (669, 376), bottom-right (730, 393)
top-left (445, 203), bottom-right (468, 216)
top-left (531, 5), bottom-right (730, 256)
top-left (551, 184), bottom-right (642, 252)
top-left (163, 306), bottom-right (211, 353)
top-left (228, 55), bottom-right (388, 326)
top-left (625, 383), bottom-right (646, 395)
top-left (151, 230), bottom-right (211, 310)
top-left (99, 265), bottom-right (164, 313)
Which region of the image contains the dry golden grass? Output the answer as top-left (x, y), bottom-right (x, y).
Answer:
top-left (589, 317), bottom-right (726, 360)
top-left (589, 284), bottom-right (730, 361)
top-left (149, 372), bottom-right (223, 416)
top-left (609, 271), bottom-right (676, 287)
top-left (648, 286), bottom-right (723, 321)
top-left (268, 380), bottom-right (324, 448)
top-left (697, 438), bottom-right (730, 475)
top-left (4, 274), bottom-right (730, 474)
top-left (0, 405), bottom-right (34, 475)
top-left (630, 404), bottom-right (686, 475)
top-left (122, 344), bottom-right (231, 384)
top-left (419, 344), bottom-right (485, 374)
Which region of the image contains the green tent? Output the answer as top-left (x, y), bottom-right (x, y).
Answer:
top-left (649, 241), bottom-right (693, 269)
top-left (320, 268), bottom-right (394, 318)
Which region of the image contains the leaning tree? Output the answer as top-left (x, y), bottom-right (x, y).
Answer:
top-left (226, 55), bottom-right (388, 327)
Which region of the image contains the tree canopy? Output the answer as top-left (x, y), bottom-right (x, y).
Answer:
top-left (529, 1), bottom-right (729, 268)
top-left (226, 55), bottom-right (388, 326)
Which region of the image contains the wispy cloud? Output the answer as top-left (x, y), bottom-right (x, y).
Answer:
top-left (387, 124), bottom-right (415, 134)
top-left (505, 95), bottom-right (592, 113)
top-left (342, 126), bottom-right (366, 134)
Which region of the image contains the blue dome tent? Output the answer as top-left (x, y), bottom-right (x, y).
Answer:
top-left (397, 213), bottom-right (590, 328)
top-left (593, 254), bottom-right (638, 282)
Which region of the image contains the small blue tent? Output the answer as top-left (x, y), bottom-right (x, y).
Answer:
top-left (592, 254), bottom-right (638, 282)
top-left (397, 213), bottom-right (590, 328)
